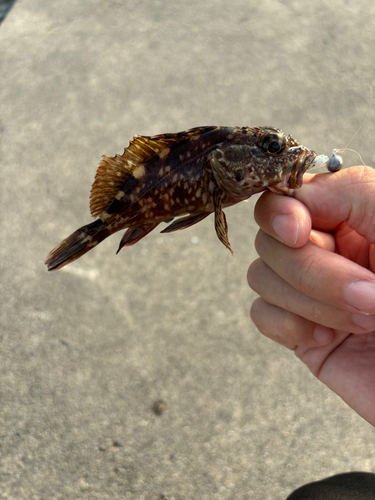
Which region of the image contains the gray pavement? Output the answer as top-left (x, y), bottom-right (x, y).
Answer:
top-left (1, 1), bottom-right (375, 499)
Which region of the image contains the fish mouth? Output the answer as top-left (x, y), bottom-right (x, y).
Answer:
top-left (285, 150), bottom-right (317, 189)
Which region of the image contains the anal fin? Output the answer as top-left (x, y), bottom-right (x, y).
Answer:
top-left (160, 213), bottom-right (210, 233)
top-left (116, 224), bottom-right (158, 253)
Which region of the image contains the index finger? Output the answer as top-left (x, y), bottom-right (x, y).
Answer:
top-left (254, 192), bottom-right (312, 248)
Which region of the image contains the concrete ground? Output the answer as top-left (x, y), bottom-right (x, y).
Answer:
top-left (1, 1), bottom-right (375, 499)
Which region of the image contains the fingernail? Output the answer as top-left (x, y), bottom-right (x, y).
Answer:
top-left (345, 281), bottom-right (375, 314)
top-left (313, 325), bottom-right (333, 345)
top-left (352, 313), bottom-right (375, 330)
top-left (272, 215), bottom-right (299, 246)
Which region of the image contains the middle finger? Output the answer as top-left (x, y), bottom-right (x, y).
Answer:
top-left (248, 258), bottom-right (375, 334)
top-left (255, 229), bottom-right (375, 315)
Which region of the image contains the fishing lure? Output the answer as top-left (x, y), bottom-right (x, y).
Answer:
top-left (310, 151), bottom-right (343, 172)
top-left (45, 126), bottom-right (340, 271)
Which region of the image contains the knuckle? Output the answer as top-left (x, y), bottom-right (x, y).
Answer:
top-left (247, 258), bottom-right (266, 291)
top-left (280, 309), bottom-right (297, 337)
top-left (293, 248), bottom-right (325, 297)
top-left (249, 297), bottom-right (265, 327)
top-left (253, 229), bottom-right (264, 256)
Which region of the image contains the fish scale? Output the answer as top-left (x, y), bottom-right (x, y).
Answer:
top-left (45, 125), bottom-right (336, 271)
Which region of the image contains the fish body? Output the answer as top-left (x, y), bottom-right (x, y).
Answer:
top-left (45, 126), bottom-right (317, 271)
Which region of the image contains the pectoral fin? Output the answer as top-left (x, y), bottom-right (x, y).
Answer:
top-left (161, 213), bottom-right (210, 233)
top-left (213, 189), bottom-right (233, 254)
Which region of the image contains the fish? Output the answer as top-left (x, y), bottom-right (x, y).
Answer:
top-left (45, 125), bottom-right (318, 271)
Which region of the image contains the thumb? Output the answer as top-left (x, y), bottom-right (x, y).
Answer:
top-left (295, 166), bottom-right (375, 242)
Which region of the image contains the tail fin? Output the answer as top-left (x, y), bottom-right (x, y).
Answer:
top-left (45, 219), bottom-right (107, 271)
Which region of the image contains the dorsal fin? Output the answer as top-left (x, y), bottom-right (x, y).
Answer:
top-left (89, 135), bottom-right (175, 218)
top-left (89, 127), bottom-right (217, 218)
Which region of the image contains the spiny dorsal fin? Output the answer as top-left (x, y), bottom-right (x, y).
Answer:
top-left (89, 135), bottom-right (173, 218)
top-left (89, 127), bottom-right (217, 218)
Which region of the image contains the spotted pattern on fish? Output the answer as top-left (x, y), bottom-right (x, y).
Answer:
top-left (45, 126), bottom-right (317, 271)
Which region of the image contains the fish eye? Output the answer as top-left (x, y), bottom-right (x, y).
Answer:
top-left (259, 133), bottom-right (286, 156)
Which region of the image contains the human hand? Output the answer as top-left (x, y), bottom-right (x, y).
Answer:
top-left (247, 166), bottom-right (375, 426)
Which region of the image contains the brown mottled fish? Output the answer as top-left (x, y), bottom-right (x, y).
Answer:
top-left (45, 126), bottom-right (318, 271)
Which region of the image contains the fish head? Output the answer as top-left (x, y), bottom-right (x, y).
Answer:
top-left (209, 127), bottom-right (317, 199)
